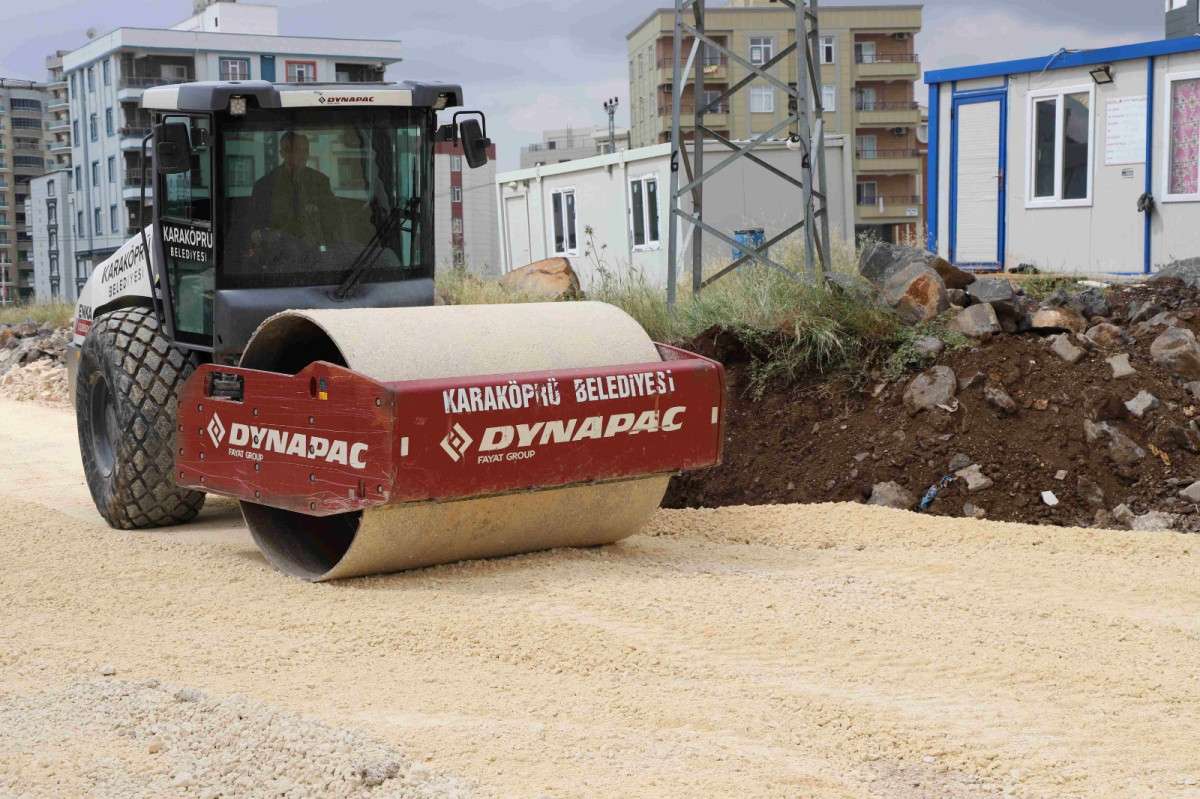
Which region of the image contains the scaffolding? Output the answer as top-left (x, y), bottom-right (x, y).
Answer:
top-left (666, 0), bottom-right (832, 306)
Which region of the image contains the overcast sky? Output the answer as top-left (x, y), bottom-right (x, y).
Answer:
top-left (0, 0), bottom-right (1164, 170)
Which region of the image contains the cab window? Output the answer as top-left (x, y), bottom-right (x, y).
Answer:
top-left (158, 115), bottom-right (214, 341)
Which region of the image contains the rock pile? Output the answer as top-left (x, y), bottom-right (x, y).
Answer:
top-left (0, 320), bottom-right (71, 406)
top-left (668, 246), bottom-right (1200, 533)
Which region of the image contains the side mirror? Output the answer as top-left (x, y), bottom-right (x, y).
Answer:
top-left (458, 118), bottom-right (491, 169)
top-left (154, 122), bottom-right (193, 175)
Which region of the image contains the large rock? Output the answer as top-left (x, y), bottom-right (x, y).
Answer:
top-left (912, 336), bottom-right (945, 358)
top-left (1071, 288), bottom-right (1112, 319)
top-left (859, 241), bottom-right (974, 289)
top-left (955, 464), bottom-right (994, 492)
top-left (881, 263), bottom-right (949, 324)
top-left (1124, 390), bottom-right (1160, 418)
top-left (1153, 257), bottom-right (1200, 289)
top-left (867, 481), bottom-right (915, 510)
top-left (497, 257), bottom-right (582, 300)
top-left (1107, 427), bottom-right (1146, 466)
top-left (1085, 322), bottom-right (1126, 348)
top-left (965, 277), bottom-right (1015, 307)
top-left (929, 257), bottom-right (976, 291)
top-left (1049, 334), bottom-right (1085, 364)
top-left (949, 303), bottom-right (1000, 339)
top-left (902, 365), bottom-right (957, 414)
top-left (1150, 327), bottom-right (1200, 380)
top-left (984, 383), bottom-right (1017, 414)
top-left (1030, 307), bottom-right (1087, 333)
top-left (1106, 353), bottom-right (1136, 379)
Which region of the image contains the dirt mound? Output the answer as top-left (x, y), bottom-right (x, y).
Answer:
top-left (667, 279), bottom-right (1200, 530)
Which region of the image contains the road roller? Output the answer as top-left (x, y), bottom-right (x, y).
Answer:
top-left (66, 79), bottom-right (725, 580)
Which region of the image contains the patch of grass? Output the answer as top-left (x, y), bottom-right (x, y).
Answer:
top-left (1011, 274), bottom-right (1087, 301)
top-left (442, 240), bottom-right (966, 395)
top-left (882, 322), bottom-right (970, 380)
top-left (435, 267), bottom-right (548, 306)
top-left (0, 301), bottom-right (73, 328)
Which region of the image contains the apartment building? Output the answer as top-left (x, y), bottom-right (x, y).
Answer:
top-left (1166, 0), bottom-right (1200, 37)
top-left (519, 126), bottom-right (631, 169)
top-left (433, 140), bottom-right (500, 276)
top-left (0, 79), bottom-right (52, 305)
top-left (27, 170), bottom-right (75, 302)
top-left (61, 0), bottom-right (404, 278)
top-left (45, 53), bottom-right (71, 170)
top-left (626, 1), bottom-right (923, 242)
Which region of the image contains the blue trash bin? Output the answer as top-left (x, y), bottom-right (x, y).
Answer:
top-left (732, 228), bottom-right (766, 261)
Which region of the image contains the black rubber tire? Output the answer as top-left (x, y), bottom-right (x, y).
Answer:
top-left (76, 306), bottom-right (205, 529)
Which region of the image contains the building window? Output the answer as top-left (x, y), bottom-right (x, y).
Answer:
top-left (102, 59), bottom-right (111, 86)
top-left (91, 160), bottom-right (99, 186)
top-left (450, 185), bottom-right (463, 203)
top-left (12, 117), bottom-right (41, 130)
top-left (89, 113), bottom-right (98, 142)
top-left (107, 156), bottom-right (116, 183)
top-left (72, 119), bottom-right (79, 141)
top-left (856, 181), bottom-right (878, 206)
top-left (93, 207), bottom-right (102, 235)
top-left (76, 210), bottom-right (83, 236)
top-left (451, 217), bottom-right (464, 235)
top-left (1167, 0), bottom-right (1186, 9)
top-left (854, 41), bottom-right (878, 64)
top-left (10, 98), bottom-right (41, 111)
top-left (550, 188), bottom-right (578, 255)
top-left (285, 60), bottom-right (317, 83)
top-left (820, 35), bottom-right (836, 64)
top-left (47, 179), bottom-right (55, 197)
top-left (1164, 71), bottom-right (1200, 200)
top-left (105, 108), bottom-right (113, 136)
top-left (450, 154), bottom-right (463, 171)
top-left (749, 36), bottom-right (773, 66)
top-left (750, 84), bottom-right (774, 113)
top-left (70, 73), bottom-right (77, 94)
top-left (1027, 86), bottom-right (1093, 206)
top-left (630, 175), bottom-right (660, 248)
top-left (219, 57), bottom-right (251, 81)
top-left (0, 212), bottom-right (6, 226)
top-left (87, 66), bottom-right (95, 91)
top-left (110, 204), bottom-right (118, 232)
top-left (74, 165), bottom-right (81, 189)
top-left (821, 84), bottom-right (837, 112)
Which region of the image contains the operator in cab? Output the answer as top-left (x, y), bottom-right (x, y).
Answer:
top-left (246, 131), bottom-right (342, 259)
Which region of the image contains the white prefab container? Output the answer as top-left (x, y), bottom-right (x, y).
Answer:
top-left (926, 37), bottom-right (1200, 275)
top-left (495, 137), bottom-right (853, 289)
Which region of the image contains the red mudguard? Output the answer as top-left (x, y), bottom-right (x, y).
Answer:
top-left (176, 344), bottom-right (725, 516)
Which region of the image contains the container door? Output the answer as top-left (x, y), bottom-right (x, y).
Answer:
top-left (951, 92), bottom-right (1006, 268)
top-left (505, 195), bottom-right (530, 270)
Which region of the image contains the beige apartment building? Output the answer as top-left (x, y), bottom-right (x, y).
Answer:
top-left (0, 79), bottom-right (52, 304)
top-left (627, 1), bottom-right (922, 240)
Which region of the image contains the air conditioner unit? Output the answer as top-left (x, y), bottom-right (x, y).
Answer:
top-left (890, 127), bottom-right (906, 137)
top-left (892, 32), bottom-right (910, 41)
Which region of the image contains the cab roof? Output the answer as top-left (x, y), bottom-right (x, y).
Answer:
top-left (141, 80), bottom-right (464, 112)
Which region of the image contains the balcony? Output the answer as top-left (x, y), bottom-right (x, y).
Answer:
top-left (657, 55), bottom-right (728, 84)
top-left (47, 99), bottom-right (68, 111)
top-left (118, 75), bottom-right (188, 102)
top-left (855, 147), bottom-right (921, 173)
top-left (49, 140), bottom-right (71, 153)
top-left (854, 51), bottom-right (920, 80)
top-left (119, 126), bottom-right (151, 150)
top-left (48, 119), bottom-right (70, 132)
top-left (658, 100), bottom-right (730, 130)
top-left (856, 194), bottom-right (921, 221)
top-left (123, 174), bottom-right (147, 201)
top-left (854, 100), bottom-right (920, 127)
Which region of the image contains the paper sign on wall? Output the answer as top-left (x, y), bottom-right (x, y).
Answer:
top-left (1105, 96), bottom-right (1147, 166)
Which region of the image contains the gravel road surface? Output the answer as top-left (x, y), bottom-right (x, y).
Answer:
top-left (1, 400), bottom-right (1198, 798)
